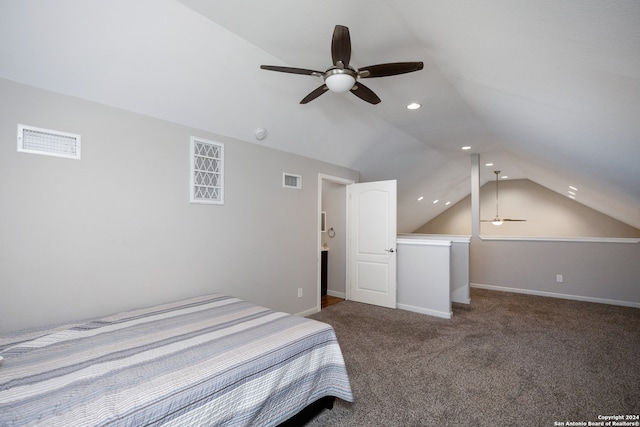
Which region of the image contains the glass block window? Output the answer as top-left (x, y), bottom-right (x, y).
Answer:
top-left (190, 137), bottom-right (224, 205)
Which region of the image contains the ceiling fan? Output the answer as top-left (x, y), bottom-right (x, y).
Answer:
top-left (481, 171), bottom-right (527, 225)
top-left (260, 25), bottom-right (424, 105)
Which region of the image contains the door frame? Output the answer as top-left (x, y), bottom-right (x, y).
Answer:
top-left (317, 174), bottom-right (355, 311)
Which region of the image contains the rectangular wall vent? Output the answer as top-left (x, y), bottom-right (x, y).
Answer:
top-left (17, 124), bottom-right (81, 159)
top-left (283, 173), bottom-right (302, 189)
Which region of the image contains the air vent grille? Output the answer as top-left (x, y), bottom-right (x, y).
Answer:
top-left (283, 173), bottom-right (302, 189)
top-left (17, 124), bottom-right (81, 159)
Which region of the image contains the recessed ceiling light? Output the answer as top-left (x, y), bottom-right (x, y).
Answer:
top-left (461, 146), bottom-right (471, 150)
top-left (485, 163), bottom-right (494, 166)
top-left (568, 191), bottom-right (576, 196)
top-left (417, 196), bottom-right (424, 201)
top-left (433, 199), bottom-right (439, 204)
top-left (445, 201), bottom-right (451, 206)
top-left (407, 102), bottom-right (421, 110)
top-left (569, 186), bottom-right (578, 191)
top-left (568, 195), bottom-right (576, 199)
top-left (501, 175), bottom-right (508, 179)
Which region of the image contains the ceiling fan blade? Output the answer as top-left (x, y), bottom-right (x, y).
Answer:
top-left (260, 65), bottom-right (323, 77)
top-left (503, 219), bottom-right (527, 221)
top-left (350, 82), bottom-right (381, 104)
top-left (300, 84), bottom-right (329, 104)
top-left (358, 62), bottom-right (424, 78)
top-left (331, 25), bottom-right (351, 67)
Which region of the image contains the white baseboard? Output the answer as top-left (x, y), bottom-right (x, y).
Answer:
top-left (327, 290), bottom-right (346, 299)
top-left (470, 283), bottom-right (640, 309)
top-left (296, 290), bottom-right (346, 317)
top-left (397, 303), bottom-right (452, 319)
top-left (296, 307), bottom-right (320, 317)
top-left (451, 287), bottom-right (471, 305)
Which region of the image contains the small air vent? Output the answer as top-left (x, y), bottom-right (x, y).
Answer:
top-left (17, 124), bottom-right (81, 160)
top-left (283, 173), bottom-right (302, 189)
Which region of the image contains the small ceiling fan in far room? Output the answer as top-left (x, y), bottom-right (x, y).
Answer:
top-left (260, 25), bottom-right (424, 104)
top-left (481, 171), bottom-right (527, 225)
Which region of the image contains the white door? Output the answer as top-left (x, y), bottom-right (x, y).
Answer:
top-left (347, 180), bottom-right (397, 309)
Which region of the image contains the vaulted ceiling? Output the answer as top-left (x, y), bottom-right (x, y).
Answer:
top-left (1, 0), bottom-right (638, 232)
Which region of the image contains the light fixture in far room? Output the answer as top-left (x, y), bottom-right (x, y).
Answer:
top-left (407, 102), bottom-right (421, 110)
top-left (481, 170), bottom-right (527, 225)
top-left (324, 68), bottom-right (357, 93)
top-left (461, 146), bottom-right (471, 150)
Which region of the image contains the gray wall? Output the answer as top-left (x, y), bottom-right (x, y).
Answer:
top-left (0, 79), bottom-right (358, 332)
top-left (471, 237), bottom-right (640, 306)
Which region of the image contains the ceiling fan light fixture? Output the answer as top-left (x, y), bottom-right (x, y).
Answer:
top-left (482, 170), bottom-right (526, 224)
top-left (407, 102), bottom-right (421, 110)
top-left (261, 25), bottom-right (424, 104)
top-left (324, 68), bottom-right (356, 93)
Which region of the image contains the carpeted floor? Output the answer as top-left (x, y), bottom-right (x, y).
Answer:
top-left (306, 288), bottom-right (640, 426)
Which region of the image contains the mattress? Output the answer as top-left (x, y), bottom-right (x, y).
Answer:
top-left (0, 294), bottom-right (353, 426)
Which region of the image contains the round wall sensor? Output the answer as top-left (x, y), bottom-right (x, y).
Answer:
top-left (254, 128), bottom-right (268, 141)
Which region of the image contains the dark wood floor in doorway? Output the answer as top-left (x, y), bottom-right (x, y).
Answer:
top-left (321, 295), bottom-right (344, 309)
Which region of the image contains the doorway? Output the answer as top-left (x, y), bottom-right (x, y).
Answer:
top-left (318, 174), bottom-right (353, 310)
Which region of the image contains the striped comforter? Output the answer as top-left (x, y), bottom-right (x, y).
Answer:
top-left (0, 294), bottom-right (353, 426)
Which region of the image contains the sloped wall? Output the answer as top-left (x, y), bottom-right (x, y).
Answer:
top-left (414, 179), bottom-right (640, 238)
top-left (412, 178), bottom-right (640, 307)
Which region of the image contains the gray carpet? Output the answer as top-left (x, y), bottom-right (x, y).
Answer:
top-left (306, 288), bottom-right (640, 426)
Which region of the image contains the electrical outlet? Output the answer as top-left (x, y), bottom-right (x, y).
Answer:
top-left (297, 288), bottom-right (303, 298)
top-left (556, 274), bottom-right (564, 283)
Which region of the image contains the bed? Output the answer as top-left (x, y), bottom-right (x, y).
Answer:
top-left (0, 293), bottom-right (353, 426)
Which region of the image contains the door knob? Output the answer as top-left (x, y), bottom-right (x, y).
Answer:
top-left (385, 248), bottom-right (395, 253)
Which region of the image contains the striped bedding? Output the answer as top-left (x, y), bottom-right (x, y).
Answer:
top-left (0, 294), bottom-right (353, 427)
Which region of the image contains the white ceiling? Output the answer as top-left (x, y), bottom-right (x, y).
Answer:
top-left (1, 0), bottom-right (639, 231)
